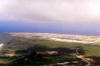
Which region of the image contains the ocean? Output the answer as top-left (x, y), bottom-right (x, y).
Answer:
top-left (0, 21), bottom-right (100, 36)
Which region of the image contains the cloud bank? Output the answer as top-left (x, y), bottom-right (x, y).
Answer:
top-left (0, 0), bottom-right (100, 22)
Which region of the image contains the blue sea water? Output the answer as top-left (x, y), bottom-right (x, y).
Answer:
top-left (0, 21), bottom-right (100, 36)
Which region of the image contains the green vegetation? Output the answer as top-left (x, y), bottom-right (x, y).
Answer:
top-left (0, 33), bottom-right (100, 66)
top-left (4, 38), bottom-right (100, 57)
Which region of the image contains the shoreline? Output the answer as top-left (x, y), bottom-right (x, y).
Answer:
top-left (9, 32), bottom-right (100, 44)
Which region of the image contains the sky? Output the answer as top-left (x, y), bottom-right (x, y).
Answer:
top-left (0, 0), bottom-right (100, 22)
top-left (0, 0), bottom-right (100, 35)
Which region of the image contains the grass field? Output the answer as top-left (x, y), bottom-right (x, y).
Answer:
top-left (4, 38), bottom-right (100, 57)
top-left (0, 34), bottom-right (100, 66)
